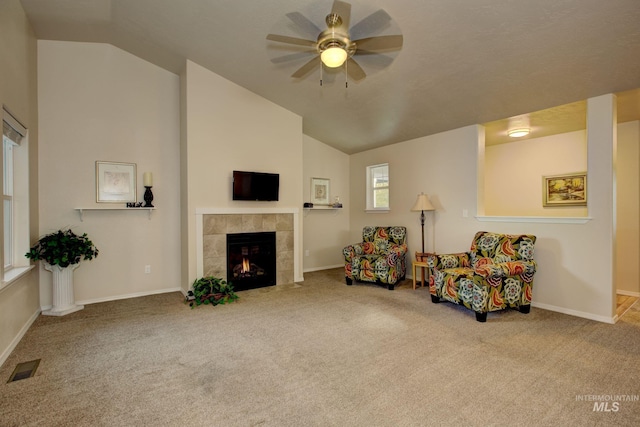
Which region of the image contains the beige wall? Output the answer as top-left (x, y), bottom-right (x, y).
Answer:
top-left (616, 120), bottom-right (640, 295)
top-left (485, 130), bottom-right (588, 217)
top-left (349, 97), bottom-right (618, 322)
top-left (181, 60), bottom-right (303, 289)
top-left (0, 0), bottom-right (40, 366)
top-left (350, 125), bottom-right (482, 256)
top-left (486, 121), bottom-right (639, 296)
top-left (585, 94), bottom-right (617, 318)
top-left (302, 134), bottom-right (350, 271)
top-left (37, 41), bottom-right (182, 306)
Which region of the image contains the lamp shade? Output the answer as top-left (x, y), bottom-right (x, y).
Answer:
top-left (321, 47), bottom-right (348, 68)
top-left (411, 193), bottom-right (435, 211)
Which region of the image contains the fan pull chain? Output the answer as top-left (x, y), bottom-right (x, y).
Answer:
top-left (345, 60), bottom-right (348, 88)
top-left (320, 62), bottom-right (323, 86)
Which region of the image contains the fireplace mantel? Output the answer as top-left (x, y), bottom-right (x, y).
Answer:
top-left (195, 207), bottom-right (301, 285)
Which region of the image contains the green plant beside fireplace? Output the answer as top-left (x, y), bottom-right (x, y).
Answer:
top-left (186, 276), bottom-right (239, 308)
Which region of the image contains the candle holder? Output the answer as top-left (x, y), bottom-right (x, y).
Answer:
top-left (143, 186), bottom-right (154, 207)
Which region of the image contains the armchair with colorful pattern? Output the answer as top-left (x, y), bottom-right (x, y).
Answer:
top-left (343, 226), bottom-right (408, 290)
top-left (427, 231), bottom-right (537, 322)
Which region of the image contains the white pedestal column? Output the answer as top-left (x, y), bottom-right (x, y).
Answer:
top-left (42, 263), bottom-right (84, 316)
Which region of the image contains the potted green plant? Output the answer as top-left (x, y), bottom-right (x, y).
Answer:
top-left (186, 276), bottom-right (239, 308)
top-left (26, 229), bottom-right (99, 316)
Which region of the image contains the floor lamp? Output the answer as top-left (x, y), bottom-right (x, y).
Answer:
top-left (411, 192), bottom-right (435, 254)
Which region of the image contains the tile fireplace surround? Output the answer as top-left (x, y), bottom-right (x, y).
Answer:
top-left (195, 208), bottom-right (300, 287)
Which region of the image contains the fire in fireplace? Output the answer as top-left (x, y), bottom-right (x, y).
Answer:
top-left (226, 232), bottom-right (276, 291)
top-left (233, 257), bottom-right (265, 278)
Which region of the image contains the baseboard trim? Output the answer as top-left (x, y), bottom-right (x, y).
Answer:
top-left (303, 264), bottom-right (342, 273)
top-left (617, 290), bottom-right (640, 298)
top-left (532, 301), bottom-right (615, 324)
top-left (75, 287), bottom-right (182, 306)
top-left (304, 265), bottom-right (427, 282)
top-left (0, 307), bottom-right (41, 368)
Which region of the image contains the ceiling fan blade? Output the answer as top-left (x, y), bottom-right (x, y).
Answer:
top-left (286, 12), bottom-right (321, 37)
top-left (266, 34), bottom-right (317, 48)
top-left (331, 0), bottom-right (351, 30)
top-left (346, 58), bottom-right (366, 81)
top-left (291, 56), bottom-right (321, 78)
top-left (350, 9), bottom-right (392, 40)
top-left (271, 51), bottom-right (316, 64)
top-left (353, 35), bottom-right (403, 52)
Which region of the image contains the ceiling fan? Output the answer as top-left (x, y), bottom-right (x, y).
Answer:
top-left (266, 0), bottom-right (403, 85)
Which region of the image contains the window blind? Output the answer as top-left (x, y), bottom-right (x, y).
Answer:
top-left (2, 108), bottom-right (26, 145)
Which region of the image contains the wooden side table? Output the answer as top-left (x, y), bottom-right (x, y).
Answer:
top-left (412, 261), bottom-right (429, 290)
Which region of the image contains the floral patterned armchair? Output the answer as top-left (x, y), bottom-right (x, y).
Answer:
top-left (427, 231), bottom-right (537, 322)
top-left (343, 226), bottom-right (408, 290)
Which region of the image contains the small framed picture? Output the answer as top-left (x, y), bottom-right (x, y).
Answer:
top-left (96, 161), bottom-right (137, 203)
top-left (543, 172), bottom-right (587, 207)
top-left (311, 178), bottom-right (330, 205)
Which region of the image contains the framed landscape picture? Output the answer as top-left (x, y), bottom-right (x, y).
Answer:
top-left (543, 172), bottom-right (587, 207)
top-left (96, 161), bottom-right (137, 203)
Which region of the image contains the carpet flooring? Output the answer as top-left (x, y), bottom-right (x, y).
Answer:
top-left (1, 268), bottom-right (639, 426)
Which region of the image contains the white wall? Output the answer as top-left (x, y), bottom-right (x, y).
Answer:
top-left (485, 121), bottom-right (639, 298)
top-left (616, 120), bottom-right (640, 295)
top-left (485, 131), bottom-right (588, 217)
top-left (349, 97), bottom-right (618, 322)
top-left (181, 60), bottom-right (303, 288)
top-left (0, 0), bottom-right (40, 366)
top-left (350, 126), bottom-right (482, 258)
top-left (37, 41), bottom-right (182, 306)
top-left (302, 134), bottom-right (350, 271)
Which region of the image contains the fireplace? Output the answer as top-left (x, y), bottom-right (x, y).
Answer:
top-left (226, 232), bottom-right (276, 291)
top-left (197, 210), bottom-right (298, 286)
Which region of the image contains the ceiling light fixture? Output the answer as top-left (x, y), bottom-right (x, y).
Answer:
top-left (508, 128), bottom-right (531, 138)
top-left (507, 114), bottom-right (531, 138)
top-left (321, 45), bottom-right (348, 68)
top-left (266, 2), bottom-right (404, 86)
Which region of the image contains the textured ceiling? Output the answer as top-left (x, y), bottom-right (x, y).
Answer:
top-left (20, 0), bottom-right (640, 154)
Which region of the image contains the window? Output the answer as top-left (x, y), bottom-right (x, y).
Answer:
top-left (2, 107), bottom-right (29, 283)
top-left (3, 134), bottom-right (15, 269)
top-left (366, 163), bottom-right (389, 211)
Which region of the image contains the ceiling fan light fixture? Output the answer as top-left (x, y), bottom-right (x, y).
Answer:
top-left (321, 46), bottom-right (347, 68)
top-left (267, 2), bottom-right (404, 83)
top-left (508, 128), bottom-right (530, 138)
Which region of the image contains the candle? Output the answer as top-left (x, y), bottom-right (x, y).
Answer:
top-left (143, 172), bottom-right (153, 187)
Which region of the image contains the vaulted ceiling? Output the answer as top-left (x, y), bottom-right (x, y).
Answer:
top-left (20, 0), bottom-right (640, 153)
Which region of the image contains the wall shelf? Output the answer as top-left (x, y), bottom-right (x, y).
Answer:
top-left (304, 207), bottom-right (342, 210)
top-left (75, 207), bottom-right (155, 221)
top-left (303, 206), bottom-right (342, 216)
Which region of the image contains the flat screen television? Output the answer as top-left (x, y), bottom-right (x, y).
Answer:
top-left (232, 170), bottom-right (279, 201)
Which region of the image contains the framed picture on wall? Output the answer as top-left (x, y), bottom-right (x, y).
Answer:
top-left (96, 161), bottom-right (137, 203)
top-left (542, 172), bottom-right (587, 207)
top-left (311, 177), bottom-right (330, 205)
